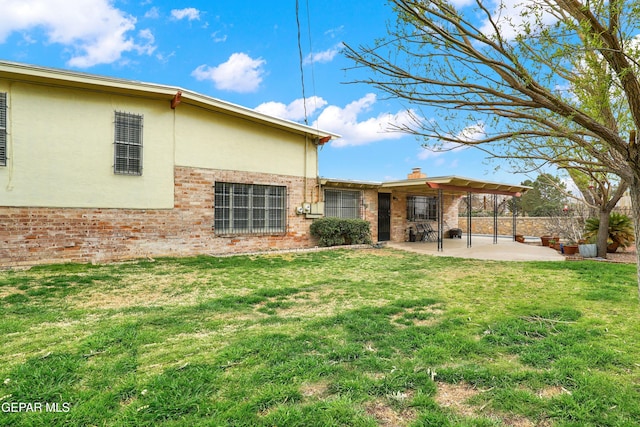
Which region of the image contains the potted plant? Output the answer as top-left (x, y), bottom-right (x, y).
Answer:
top-left (578, 236), bottom-right (597, 258)
top-left (583, 212), bottom-right (635, 253)
top-left (540, 235), bottom-right (553, 246)
top-left (563, 240), bottom-right (579, 255)
top-left (548, 238), bottom-right (561, 250)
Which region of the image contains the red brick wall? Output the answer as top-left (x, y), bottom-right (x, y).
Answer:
top-left (0, 167), bottom-right (320, 267)
top-left (390, 190), bottom-right (461, 242)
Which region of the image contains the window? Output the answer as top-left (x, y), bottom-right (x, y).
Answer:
top-left (0, 93), bottom-right (6, 167)
top-left (407, 195), bottom-right (437, 221)
top-left (214, 182), bottom-right (286, 234)
top-left (114, 111), bottom-right (143, 175)
top-left (325, 189), bottom-right (362, 218)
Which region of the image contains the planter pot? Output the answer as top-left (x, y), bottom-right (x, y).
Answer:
top-left (540, 236), bottom-right (552, 246)
top-left (515, 234), bottom-right (525, 243)
top-left (563, 244), bottom-right (579, 255)
top-left (607, 242), bottom-right (620, 253)
top-left (553, 243), bottom-right (561, 251)
top-left (579, 243), bottom-right (597, 258)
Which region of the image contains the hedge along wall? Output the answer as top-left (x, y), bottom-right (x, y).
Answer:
top-left (457, 216), bottom-right (569, 237)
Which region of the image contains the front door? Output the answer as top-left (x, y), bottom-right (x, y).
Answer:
top-left (378, 193), bottom-right (391, 241)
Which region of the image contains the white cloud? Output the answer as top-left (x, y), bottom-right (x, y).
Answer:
top-left (479, 0), bottom-right (558, 41)
top-left (171, 8), bottom-right (201, 21)
top-left (324, 26), bottom-right (344, 38)
top-left (314, 93), bottom-right (420, 147)
top-left (449, 0), bottom-right (476, 7)
top-left (303, 43), bottom-right (343, 65)
top-left (211, 30), bottom-right (227, 43)
top-left (457, 122), bottom-right (486, 142)
top-left (255, 96), bottom-right (328, 121)
top-left (417, 122), bottom-right (482, 159)
top-left (144, 7), bottom-right (160, 19)
top-left (0, 0), bottom-right (155, 68)
top-left (192, 53), bottom-right (266, 93)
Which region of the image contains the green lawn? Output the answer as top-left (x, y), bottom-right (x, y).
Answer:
top-left (0, 249), bottom-right (639, 426)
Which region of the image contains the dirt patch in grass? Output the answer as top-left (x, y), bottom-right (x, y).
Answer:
top-left (435, 381), bottom-right (480, 418)
top-left (265, 287), bottom-right (389, 319)
top-left (536, 385), bottom-right (571, 399)
top-left (0, 288), bottom-right (26, 299)
top-left (300, 380), bottom-right (330, 399)
top-left (364, 398), bottom-right (417, 427)
top-left (435, 382), bottom-right (545, 426)
top-left (73, 271), bottom-right (248, 310)
top-left (350, 248), bottom-right (406, 258)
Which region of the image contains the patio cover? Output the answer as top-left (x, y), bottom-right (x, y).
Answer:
top-left (319, 175), bottom-right (531, 251)
top-left (380, 175), bottom-right (530, 196)
top-left (381, 176), bottom-right (531, 250)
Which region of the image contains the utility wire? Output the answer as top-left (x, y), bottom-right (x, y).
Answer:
top-left (295, 0), bottom-right (308, 125)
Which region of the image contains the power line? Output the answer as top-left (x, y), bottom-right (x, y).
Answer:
top-left (295, 0), bottom-right (308, 125)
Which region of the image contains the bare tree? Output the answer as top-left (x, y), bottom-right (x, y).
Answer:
top-left (344, 0), bottom-right (640, 296)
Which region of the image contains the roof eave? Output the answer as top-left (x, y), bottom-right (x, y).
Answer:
top-left (380, 175), bottom-right (530, 196)
top-left (0, 60), bottom-right (340, 140)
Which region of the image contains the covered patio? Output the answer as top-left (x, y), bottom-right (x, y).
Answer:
top-left (380, 172), bottom-right (531, 252)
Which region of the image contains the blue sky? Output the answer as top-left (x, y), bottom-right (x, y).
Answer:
top-left (0, 0), bottom-right (531, 185)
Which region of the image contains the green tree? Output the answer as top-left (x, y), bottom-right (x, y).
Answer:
top-left (518, 174), bottom-right (568, 217)
top-left (344, 0), bottom-right (640, 297)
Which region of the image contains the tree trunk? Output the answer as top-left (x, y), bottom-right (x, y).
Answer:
top-left (629, 178), bottom-right (640, 300)
top-left (597, 210), bottom-right (611, 258)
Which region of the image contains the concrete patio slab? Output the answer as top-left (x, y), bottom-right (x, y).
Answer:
top-left (386, 235), bottom-right (565, 261)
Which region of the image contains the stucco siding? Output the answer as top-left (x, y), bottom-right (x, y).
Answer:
top-left (174, 104), bottom-right (317, 178)
top-left (0, 81), bottom-right (175, 209)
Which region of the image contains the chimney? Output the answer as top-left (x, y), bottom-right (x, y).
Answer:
top-left (408, 167), bottom-right (427, 179)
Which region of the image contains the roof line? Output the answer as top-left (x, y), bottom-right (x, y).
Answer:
top-left (0, 60), bottom-right (340, 140)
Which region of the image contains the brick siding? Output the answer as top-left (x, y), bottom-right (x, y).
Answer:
top-left (0, 167), bottom-right (320, 267)
top-left (390, 191), bottom-right (461, 242)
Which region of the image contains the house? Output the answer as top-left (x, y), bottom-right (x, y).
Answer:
top-left (0, 61), bottom-right (338, 266)
top-left (0, 61), bottom-right (528, 267)
top-left (321, 168), bottom-right (529, 246)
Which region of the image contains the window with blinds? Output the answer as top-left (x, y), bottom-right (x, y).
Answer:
top-left (114, 111), bottom-right (143, 175)
top-left (407, 195), bottom-right (437, 221)
top-left (0, 93), bottom-right (6, 167)
top-left (324, 189), bottom-right (362, 218)
top-left (214, 182), bottom-right (286, 234)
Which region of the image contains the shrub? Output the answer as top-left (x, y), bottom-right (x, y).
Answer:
top-left (310, 218), bottom-right (373, 247)
top-left (583, 212), bottom-right (635, 249)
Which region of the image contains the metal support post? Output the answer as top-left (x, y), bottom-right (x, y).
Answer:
top-left (493, 194), bottom-right (498, 244)
top-left (437, 189), bottom-right (444, 251)
top-left (467, 192), bottom-right (472, 248)
top-left (512, 195), bottom-right (517, 241)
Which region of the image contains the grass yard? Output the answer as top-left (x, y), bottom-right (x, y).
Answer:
top-left (0, 248), bottom-right (639, 426)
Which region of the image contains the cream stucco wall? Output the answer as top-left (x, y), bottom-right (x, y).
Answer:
top-left (174, 104), bottom-right (317, 178)
top-left (0, 81), bottom-right (175, 209)
top-left (0, 80), bottom-right (319, 209)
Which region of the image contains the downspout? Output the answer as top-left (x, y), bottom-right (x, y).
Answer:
top-left (315, 136), bottom-right (331, 203)
top-left (304, 135), bottom-right (308, 204)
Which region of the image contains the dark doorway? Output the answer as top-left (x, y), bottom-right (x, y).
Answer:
top-left (378, 193), bottom-right (391, 241)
